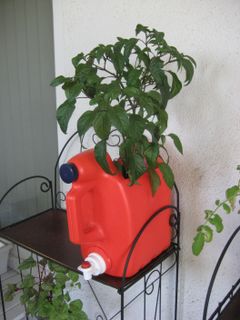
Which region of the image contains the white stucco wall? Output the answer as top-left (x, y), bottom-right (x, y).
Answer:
top-left (52, 1), bottom-right (240, 319)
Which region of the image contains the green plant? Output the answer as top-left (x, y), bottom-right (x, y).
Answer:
top-left (4, 256), bottom-right (88, 320)
top-left (51, 24), bottom-right (196, 194)
top-left (192, 166), bottom-right (240, 256)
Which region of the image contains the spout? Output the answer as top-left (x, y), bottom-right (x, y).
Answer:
top-left (78, 253), bottom-right (107, 280)
top-left (60, 163), bottom-right (78, 184)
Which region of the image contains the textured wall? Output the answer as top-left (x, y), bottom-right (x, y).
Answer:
top-left (52, 1), bottom-right (240, 319)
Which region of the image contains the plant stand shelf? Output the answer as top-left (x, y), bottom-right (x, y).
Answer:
top-left (0, 206), bottom-right (180, 320)
top-left (0, 208), bottom-right (177, 291)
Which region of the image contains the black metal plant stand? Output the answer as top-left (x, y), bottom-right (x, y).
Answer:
top-left (202, 225), bottom-right (240, 320)
top-left (0, 131), bottom-right (180, 320)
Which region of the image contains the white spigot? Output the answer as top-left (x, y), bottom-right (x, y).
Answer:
top-left (78, 253), bottom-right (107, 281)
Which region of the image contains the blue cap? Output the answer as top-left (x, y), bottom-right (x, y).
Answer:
top-left (59, 163), bottom-right (78, 184)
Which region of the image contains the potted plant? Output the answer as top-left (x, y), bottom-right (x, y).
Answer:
top-left (51, 24), bottom-right (196, 194)
top-left (192, 165), bottom-right (240, 256)
top-left (4, 256), bottom-right (88, 320)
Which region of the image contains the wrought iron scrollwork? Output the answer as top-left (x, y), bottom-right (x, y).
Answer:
top-left (92, 129), bottom-right (122, 147)
top-left (40, 180), bottom-right (52, 193)
top-left (170, 212), bottom-right (179, 241)
top-left (144, 269), bottom-right (161, 296)
top-left (0, 175), bottom-right (53, 209)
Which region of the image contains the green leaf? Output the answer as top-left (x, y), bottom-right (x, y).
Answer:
top-left (89, 45), bottom-right (105, 63)
top-left (50, 262), bottom-right (67, 273)
top-left (6, 283), bottom-right (17, 294)
top-left (56, 100), bottom-right (76, 134)
top-left (149, 57), bottom-right (169, 107)
top-left (64, 292), bottom-right (71, 302)
top-left (93, 110), bottom-right (111, 139)
top-left (128, 152), bottom-right (146, 184)
top-left (69, 300), bottom-right (83, 313)
top-left (119, 139), bottom-right (132, 165)
top-left (108, 106), bottom-right (129, 135)
top-left (209, 214), bottom-right (224, 233)
top-left (137, 93), bottom-right (155, 118)
top-left (135, 24), bottom-right (149, 35)
top-left (4, 283), bottom-right (17, 301)
top-left (126, 68), bottom-right (141, 87)
top-left (64, 81), bottom-right (83, 99)
top-left (226, 185), bottom-right (240, 209)
top-left (158, 162), bottom-right (174, 189)
top-left (4, 291), bottom-right (14, 302)
top-left (128, 114), bottom-right (146, 140)
top-left (215, 200), bottom-right (221, 206)
top-left (168, 133), bottom-right (183, 154)
top-left (68, 271), bottom-right (79, 283)
top-left (50, 75), bottom-right (67, 87)
top-left (149, 57), bottom-right (164, 79)
top-left (79, 311), bottom-right (88, 320)
top-left (148, 168), bottom-right (160, 195)
top-left (184, 54), bottom-right (197, 67)
top-left (135, 45), bottom-right (150, 67)
top-left (222, 202), bottom-right (231, 214)
top-left (18, 256), bottom-right (36, 271)
top-left (55, 272), bottom-right (68, 286)
top-left (112, 45), bottom-right (125, 74)
top-left (148, 90), bottom-right (162, 104)
top-left (41, 281), bottom-right (54, 291)
top-left (192, 232), bottom-right (205, 256)
top-left (156, 109), bottom-right (168, 135)
top-left (77, 110), bottom-right (96, 137)
top-left (201, 225), bottom-right (213, 243)
top-left (182, 58), bottom-right (194, 85)
top-left (204, 210), bottom-right (213, 219)
top-left (103, 81), bottom-right (121, 100)
top-left (94, 140), bottom-right (112, 174)
top-left (124, 38), bottom-right (138, 60)
top-left (123, 86), bottom-right (140, 98)
top-left (21, 274), bottom-right (35, 288)
top-left (72, 53), bottom-right (84, 68)
top-left (168, 71), bottom-right (182, 99)
top-left (144, 142), bottom-right (159, 167)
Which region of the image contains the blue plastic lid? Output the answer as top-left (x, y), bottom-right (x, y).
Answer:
top-left (59, 163), bottom-right (78, 184)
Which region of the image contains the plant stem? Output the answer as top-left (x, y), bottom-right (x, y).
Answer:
top-left (203, 192), bottom-right (240, 228)
top-left (93, 63), bottom-right (116, 77)
top-left (163, 59), bottom-right (178, 67)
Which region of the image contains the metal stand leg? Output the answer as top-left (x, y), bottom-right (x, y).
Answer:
top-left (143, 275), bottom-right (146, 320)
top-left (174, 251), bottom-right (179, 320)
top-left (0, 274), bottom-right (7, 320)
top-left (17, 246), bottom-right (29, 320)
top-left (156, 264), bottom-right (162, 320)
top-left (88, 281), bottom-right (108, 320)
top-left (120, 290), bottom-right (124, 320)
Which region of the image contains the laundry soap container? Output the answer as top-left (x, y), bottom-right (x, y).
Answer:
top-left (60, 149), bottom-right (172, 280)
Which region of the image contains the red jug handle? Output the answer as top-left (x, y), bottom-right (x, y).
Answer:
top-left (66, 185), bottom-right (104, 244)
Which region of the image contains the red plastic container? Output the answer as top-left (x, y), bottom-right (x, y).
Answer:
top-left (63, 149), bottom-right (172, 278)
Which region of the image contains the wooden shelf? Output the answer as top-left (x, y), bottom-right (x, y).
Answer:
top-left (0, 208), bottom-right (177, 292)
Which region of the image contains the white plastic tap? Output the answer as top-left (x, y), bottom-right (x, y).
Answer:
top-left (78, 253), bottom-right (107, 281)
